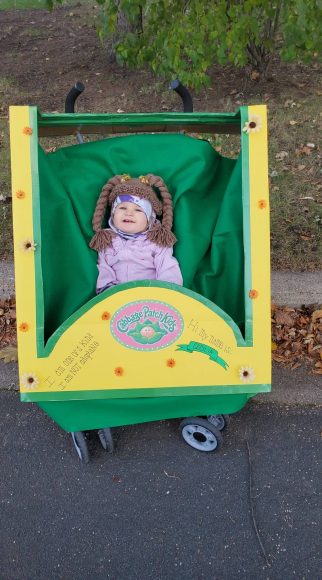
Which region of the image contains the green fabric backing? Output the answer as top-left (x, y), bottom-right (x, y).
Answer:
top-left (38, 133), bottom-right (244, 341)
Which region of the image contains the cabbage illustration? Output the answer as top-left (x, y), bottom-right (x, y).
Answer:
top-left (127, 319), bottom-right (167, 344)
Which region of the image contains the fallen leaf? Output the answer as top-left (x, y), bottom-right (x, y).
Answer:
top-left (274, 310), bottom-right (294, 326)
top-left (312, 310), bottom-right (322, 322)
top-left (250, 70), bottom-right (260, 80)
top-left (275, 151), bottom-right (289, 160)
top-left (296, 146), bottom-right (312, 156)
top-left (289, 120), bottom-right (297, 125)
top-left (284, 99), bottom-right (296, 108)
top-left (0, 347), bottom-right (18, 363)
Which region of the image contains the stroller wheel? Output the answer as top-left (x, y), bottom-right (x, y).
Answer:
top-left (97, 428), bottom-right (115, 453)
top-left (207, 414), bottom-right (230, 431)
top-left (71, 431), bottom-right (90, 463)
top-left (179, 417), bottom-right (223, 452)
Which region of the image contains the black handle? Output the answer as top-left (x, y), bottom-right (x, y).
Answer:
top-left (170, 80), bottom-right (193, 112)
top-left (64, 82), bottom-right (85, 113)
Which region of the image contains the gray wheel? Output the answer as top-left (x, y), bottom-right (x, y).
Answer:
top-left (71, 431), bottom-right (89, 463)
top-left (97, 428), bottom-right (115, 453)
top-left (207, 414), bottom-right (230, 431)
top-left (179, 417), bottom-right (223, 452)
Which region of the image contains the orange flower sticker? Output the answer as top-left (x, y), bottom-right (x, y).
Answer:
top-left (114, 367), bottom-right (124, 377)
top-left (101, 311), bottom-right (111, 321)
top-left (166, 358), bottom-right (176, 368)
top-left (16, 190), bottom-right (26, 199)
top-left (22, 127), bottom-right (33, 135)
top-left (258, 200), bottom-right (267, 209)
top-left (19, 322), bottom-right (29, 332)
top-left (249, 289), bottom-right (259, 299)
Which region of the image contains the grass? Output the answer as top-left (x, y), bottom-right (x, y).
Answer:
top-left (0, 119), bottom-right (12, 257)
top-left (0, 0), bottom-right (320, 270)
top-left (268, 96), bottom-right (322, 270)
top-left (1, 100), bottom-right (321, 268)
top-left (0, 0), bottom-right (47, 8)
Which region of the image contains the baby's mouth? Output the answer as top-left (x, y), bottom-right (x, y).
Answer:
top-left (123, 219), bottom-right (134, 223)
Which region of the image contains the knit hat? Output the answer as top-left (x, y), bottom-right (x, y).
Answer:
top-left (111, 194), bottom-right (154, 224)
top-left (89, 174), bottom-right (177, 251)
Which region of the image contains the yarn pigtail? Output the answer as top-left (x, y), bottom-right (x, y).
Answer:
top-left (146, 174), bottom-right (177, 247)
top-left (89, 175), bottom-right (123, 251)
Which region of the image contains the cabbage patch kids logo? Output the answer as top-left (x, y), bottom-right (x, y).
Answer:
top-left (111, 300), bottom-right (184, 351)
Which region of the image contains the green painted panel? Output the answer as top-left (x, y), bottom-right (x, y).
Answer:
top-left (37, 392), bottom-right (255, 431)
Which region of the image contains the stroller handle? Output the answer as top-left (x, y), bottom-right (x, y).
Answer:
top-left (170, 80), bottom-right (193, 112)
top-left (65, 82), bottom-right (85, 113)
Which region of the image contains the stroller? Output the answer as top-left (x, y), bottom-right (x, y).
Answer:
top-left (10, 81), bottom-right (271, 462)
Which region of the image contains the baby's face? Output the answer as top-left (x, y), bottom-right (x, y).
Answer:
top-left (113, 201), bottom-right (148, 235)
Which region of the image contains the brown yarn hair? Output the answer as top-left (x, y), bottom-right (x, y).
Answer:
top-left (89, 174), bottom-right (177, 251)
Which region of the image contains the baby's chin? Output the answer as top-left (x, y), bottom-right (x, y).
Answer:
top-left (120, 225), bottom-right (146, 234)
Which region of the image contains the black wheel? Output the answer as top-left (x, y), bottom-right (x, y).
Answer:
top-left (97, 428), bottom-right (115, 453)
top-left (179, 417), bottom-right (223, 452)
top-left (206, 414), bottom-right (231, 431)
top-left (71, 431), bottom-right (90, 463)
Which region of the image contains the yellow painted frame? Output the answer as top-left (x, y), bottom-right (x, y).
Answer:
top-left (10, 105), bottom-right (271, 402)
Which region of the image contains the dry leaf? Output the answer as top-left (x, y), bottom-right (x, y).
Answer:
top-left (0, 347), bottom-right (18, 364)
top-left (276, 151), bottom-right (289, 160)
top-left (312, 310), bottom-right (322, 322)
top-left (296, 146), bottom-right (312, 156)
top-left (250, 70), bottom-right (260, 80)
top-left (274, 310), bottom-right (294, 326)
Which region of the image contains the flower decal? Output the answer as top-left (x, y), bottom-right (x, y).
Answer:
top-left (243, 115), bottom-right (262, 134)
top-left (19, 322), bottom-right (29, 332)
top-left (166, 358), bottom-right (176, 368)
top-left (101, 311), bottom-right (111, 321)
top-left (248, 289), bottom-right (259, 299)
top-left (22, 127), bottom-right (33, 135)
top-left (16, 190), bottom-right (26, 199)
top-left (258, 200), bottom-right (267, 209)
top-left (21, 373), bottom-right (39, 389)
top-left (239, 366), bottom-right (256, 383)
top-left (20, 239), bottom-right (37, 253)
top-left (114, 367), bottom-right (124, 377)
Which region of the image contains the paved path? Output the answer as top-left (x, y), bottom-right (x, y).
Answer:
top-left (1, 392), bottom-right (321, 579)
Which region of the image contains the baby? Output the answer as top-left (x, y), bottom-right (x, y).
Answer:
top-left (89, 173), bottom-right (183, 293)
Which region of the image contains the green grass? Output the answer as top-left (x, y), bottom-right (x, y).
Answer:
top-left (0, 119), bottom-right (12, 258)
top-left (0, 0), bottom-right (47, 8)
top-left (268, 96), bottom-right (322, 270)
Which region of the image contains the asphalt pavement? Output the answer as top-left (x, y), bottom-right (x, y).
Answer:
top-left (1, 391), bottom-right (321, 579)
top-left (1, 264), bottom-right (321, 578)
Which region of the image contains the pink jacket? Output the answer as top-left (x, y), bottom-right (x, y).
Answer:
top-left (96, 233), bottom-right (183, 293)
